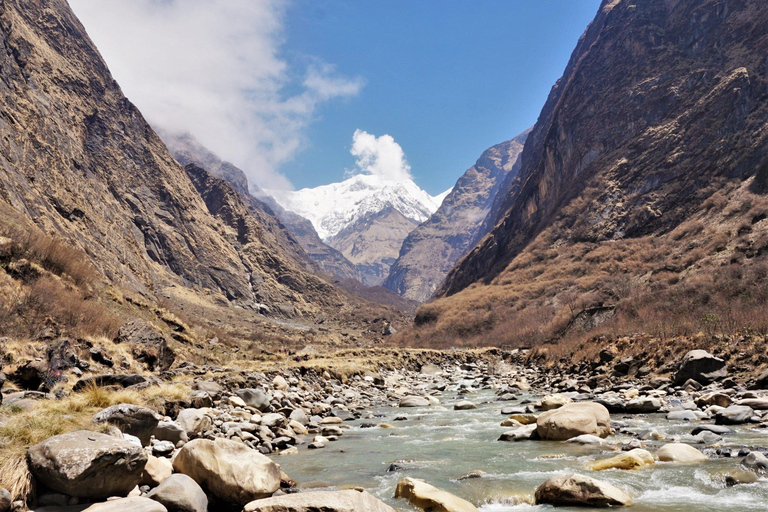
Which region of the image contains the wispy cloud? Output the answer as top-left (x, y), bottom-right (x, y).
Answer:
top-left (350, 130), bottom-right (412, 182)
top-left (69, 0), bottom-right (364, 190)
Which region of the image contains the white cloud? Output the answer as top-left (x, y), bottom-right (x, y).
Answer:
top-left (68, 0), bottom-right (364, 190)
top-left (350, 130), bottom-right (412, 182)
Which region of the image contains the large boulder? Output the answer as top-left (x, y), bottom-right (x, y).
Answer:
top-left (172, 438), bottom-right (281, 505)
top-left (82, 497), bottom-right (167, 512)
top-left (93, 404), bottom-right (162, 445)
top-left (536, 402), bottom-right (612, 441)
top-left (176, 409), bottom-right (213, 438)
top-left (674, 350), bottom-right (726, 385)
top-left (243, 489), bottom-right (397, 512)
top-left (114, 320), bottom-right (175, 372)
top-left (399, 396), bottom-right (430, 408)
top-left (146, 474), bottom-right (208, 512)
top-left (28, 431), bottom-right (147, 499)
top-left (394, 477), bottom-right (478, 512)
top-left (235, 388), bottom-right (272, 412)
top-left (534, 474), bottom-right (632, 507)
top-left (656, 443), bottom-right (707, 463)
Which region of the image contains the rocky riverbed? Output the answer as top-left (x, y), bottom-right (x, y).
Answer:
top-left (3, 347), bottom-right (768, 512)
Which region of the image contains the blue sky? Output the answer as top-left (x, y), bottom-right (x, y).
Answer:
top-left (71, 0), bottom-right (602, 194)
top-left (282, 0), bottom-right (602, 194)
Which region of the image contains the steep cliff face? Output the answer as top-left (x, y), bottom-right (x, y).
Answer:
top-left (161, 132), bottom-right (362, 282)
top-left (184, 164), bottom-right (348, 316)
top-left (0, 0), bottom-right (254, 299)
top-left (383, 131), bottom-right (528, 302)
top-left (408, 0), bottom-right (768, 346)
top-left (0, 0), bottom-right (365, 321)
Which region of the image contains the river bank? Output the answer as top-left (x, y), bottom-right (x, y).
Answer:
top-left (2, 347), bottom-right (768, 511)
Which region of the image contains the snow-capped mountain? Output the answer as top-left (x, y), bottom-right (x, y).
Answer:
top-left (267, 174), bottom-right (450, 286)
top-left (267, 174), bottom-right (448, 241)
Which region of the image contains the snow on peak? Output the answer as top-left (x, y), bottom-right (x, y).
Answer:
top-left (267, 174), bottom-right (448, 241)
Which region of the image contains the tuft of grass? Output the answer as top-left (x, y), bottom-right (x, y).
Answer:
top-left (0, 382), bottom-right (191, 504)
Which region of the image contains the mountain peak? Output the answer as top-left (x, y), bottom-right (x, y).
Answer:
top-left (267, 174), bottom-right (447, 241)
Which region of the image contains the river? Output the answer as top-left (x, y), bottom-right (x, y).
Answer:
top-left (274, 386), bottom-right (768, 511)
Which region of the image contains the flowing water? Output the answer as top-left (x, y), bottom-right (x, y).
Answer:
top-left (274, 387), bottom-right (768, 511)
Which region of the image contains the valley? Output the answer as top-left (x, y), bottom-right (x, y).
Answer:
top-left (1, 0), bottom-right (768, 512)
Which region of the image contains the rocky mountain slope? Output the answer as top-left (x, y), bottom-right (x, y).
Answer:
top-left (161, 132), bottom-right (363, 282)
top-left (269, 174), bottom-right (448, 285)
top-left (404, 0), bottom-right (768, 347)
top-left (0, 0), bottom-right (396, 333)
top-left (383, 131), bottom-right (529, 302)
top-left (327, 206), bottom-right (421, 286)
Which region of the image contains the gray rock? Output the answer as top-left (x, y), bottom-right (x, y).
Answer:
top-left (626, 397), bottom-right (661, 413)
top-left (741, 451), bottom-right (768, 473)
top-left (715, 405), bottom-right (754, 425)
top-left (176, 409), bottom-right (212, 438)
top-left (453, 401), bottom-right (477, 410)
top-left (147, 474), bottom-right (208, 512)
top-left (243, 489), bottom-right (396, 512)
top-left (192, 381), bottom-right (224, 399)
top-left (235, 388), bottom-right (271, 412)
top-left (535, 474), bottom-right (632, 507)
top-left (82, 497), bottom-right (167, 512)
top-left (152, 441), bottom-right (176, 457)
top-left (691, 425), bottom-right (733, 435)
top-left (93, 404), bottom-right (162, 446)
top-left (498, 424), bottom-right (537, 442)
top-left (674, 350), bottom-right (726, 385)
top-left (289, 409), bottom-right (309, 426)
top-left (399, 396), bottom-right (430, 407)
top-left (28, 431), bottom-right (147, 499)
top-left (153, 421), bottom-right (188, 445)
top-left (666, 410), bottom-right (698, 422)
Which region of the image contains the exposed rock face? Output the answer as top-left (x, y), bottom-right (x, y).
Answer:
top-left (0, 0), bottom-right (367, 325)
top-left (0, 0), bottom-right (250, 298)
top-left (384, 132), bottom-right (528, 302)
top-left (675, 350), bottom-right (727, 385)
top-left (114, 320), bottom-right (175, 372)
top-left (183, 164), bottom-right (349, 316)
top-left (327, 206), bottom-right (420, 286)
top-left (27, 431), bottom-right (147, 499)
top-left (161, 132), bottom-right (362, 282)
top-left (423, 0), bottom-right (768, 344)
top-left (243, 489), bottom-right (397, 512)
top-left (534, 474), bottom-right (633, 508)
top-left (172, 438), bottom-right (282, 505)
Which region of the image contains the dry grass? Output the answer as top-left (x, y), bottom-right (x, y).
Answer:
top-left (395, 182), bottom-right (768, 352)
top-left (0, 382), bottom-right (191, 503)
top-left (0, 207), bottom-right (124, 340)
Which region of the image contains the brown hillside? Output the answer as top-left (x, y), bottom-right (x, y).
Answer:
top-left (400, 0), bottom-right (768, 348)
